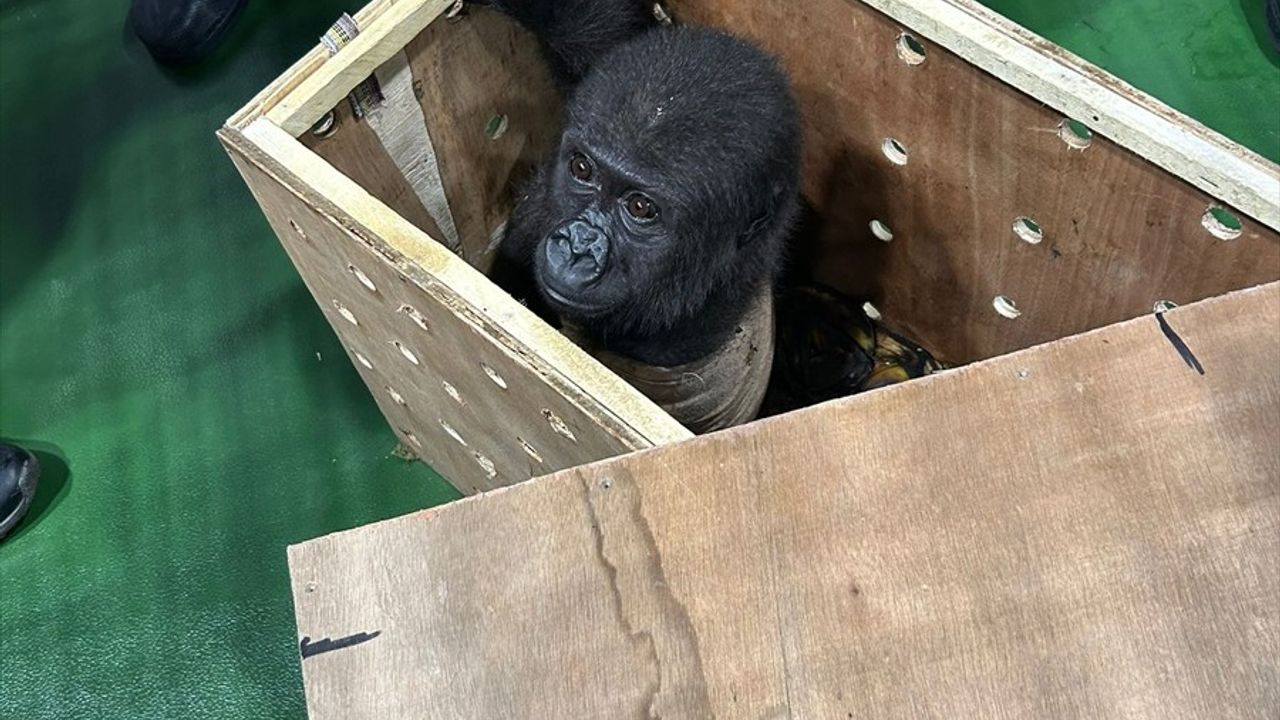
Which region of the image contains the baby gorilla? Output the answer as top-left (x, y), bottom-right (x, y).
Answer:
top-left (499, 25), bottom-right (801, 431)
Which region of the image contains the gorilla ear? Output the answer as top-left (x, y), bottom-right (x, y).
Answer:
top-left (737, 178), bottom-right (788, 247)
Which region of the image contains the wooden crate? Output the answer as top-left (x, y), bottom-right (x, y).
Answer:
top-left (220, 0), bottom-right (1279, 493)
top-left (219, 0), bottom-right (1280, 715)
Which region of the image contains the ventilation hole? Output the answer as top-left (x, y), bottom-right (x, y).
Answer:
top-left (484, 114), bottom-right (509, 141)
top-left (993, 295), bottom-right (1022, 319)
top-left (441, 380), bottom-right (464, 406)
top-left (881, 138), bottom-right (908, 166)
top-left (1013, 216), bottom-right (1043, 244)
top-left (473, 452), bottom-right (497, 479)
top-left (1202, 206), bottom-right (1242, 241)
top-left (393, 340), bottom-right (419, 366)
top-left (289, 220), bottom-right (308, 240)
top-left (353, 352), bottom-right (373, 370)
top-left (542, 409), bottom-right (578, 442)
top-left (896, 32), bottom-right (927, 65)
top-left (310, 110), bottom-right (337, 139)
top-left (400, 429), bottom-right (422, 449)
top-left (385, 385), bottom-right (407, 406)
top-left (332, 300), bottom-right (358, 326)
top-left (518, 437), bottom-right (544, 464)
top-left (862, 302), bottom-right (882, 321)
top-left (398, 305), bottom-right (430, 333)
top-left (1153, 300), bottom-right (1179, 313)
top-left (439, 418), bottom-right (467, 447)
top-left (1058, 118), bottom-right (1093, 150)
top-left (347, 264), bottom-right (377, 292)
top-left (869, 220), bottom-right (894, 242)
top-left (653, 2), bottom-right (673, 24)
top-left (482, 363), bottom-right (508, 389)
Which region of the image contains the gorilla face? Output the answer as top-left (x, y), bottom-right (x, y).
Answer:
top-left (526, 26), bottom-right (801, 344)
top-left (534, 140), bottom-right (682, 321)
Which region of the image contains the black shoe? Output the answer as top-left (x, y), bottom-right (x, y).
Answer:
top-left (129, 0), bottom-right (249, 66)
top-left (0, 443), bottom-right (40, 540)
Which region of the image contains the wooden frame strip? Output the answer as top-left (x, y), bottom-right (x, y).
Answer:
top-left (262, 0), bottom-right (455, 137)
top-left (860, 0), bottom-right (1280, 230)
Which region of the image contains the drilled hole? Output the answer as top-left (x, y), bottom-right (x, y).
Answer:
top-left (393, 340), bottom-right (420, 366)
top-left (310, 110), bottom-right (337, 139)
top-left (347, 264), bottom-right (377, 292)
top-left (1058, 118), bottom-right (1093, 150)
top-left (401, 429), bottom-right (422, 449)
top-left (896, 32), bottom-right (926, 65)
top-left (332, 300), bottom-right (358, 326)
top-left (869, 220), bottom-right (894, 242)
top-left (385, 385), bottom-right (407, 406)
top-left (1013, 216), bottom-right (1043, 244)
top-left (993, 295), bottom-right (1022, 319)
top-left (881, 138), bottom-right (908, 166)
top-left (1153, 300), bottom-right (1179, 313)
top-left (441, 380), bottom-right (464, 406)
top-left (542, 409), bottom-right (578, 442)
top-left (862, 302), bottom-right (882, 321)
top-left (1202, 206), bottom-right (1242, 241)
top-left (482, 363), bottom-right (508, 390)
top-left (398, 304), bottom-right (430, 333)
top-left (518, 437), bottom-right (544, 464)
top-left (484, 114), bottom-right (509, 141)
top-left (353, 352), bottom-right (373, 370)
top-left (473, 452), bottom-right (497, 479)
top-left (439, 418), bottom-right (467, 447)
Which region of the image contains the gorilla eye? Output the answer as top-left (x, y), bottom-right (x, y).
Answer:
top-left (569, 153), bottom-right (593, 182)
top-left (625, 193), bottom-right (658, 221)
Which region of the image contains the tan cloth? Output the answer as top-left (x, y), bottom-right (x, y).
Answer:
top-left (567, 287), bottom-right (774, 435)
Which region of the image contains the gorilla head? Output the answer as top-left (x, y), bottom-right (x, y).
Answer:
top-left (503, 26), bottom-right (801, 366)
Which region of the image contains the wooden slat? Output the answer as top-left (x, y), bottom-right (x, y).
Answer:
top-left (667, 0), bottom-right (1280, 364)
top-left (220, 118), bottom-right (690, 492)
top-left (289, 282), bottom-right (1280, 719)
top-left (264, 0), bottom-right (455, 137)
top-left (401, 7), bottom-right (562, 270)
top-left (302, 98), bottom-right (447, 242)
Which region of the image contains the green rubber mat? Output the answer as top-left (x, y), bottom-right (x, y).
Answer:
top-left (0, 1), bottom-right (1276, 718)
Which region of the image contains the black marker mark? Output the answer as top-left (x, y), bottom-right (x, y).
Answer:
top-left (1156, 312), bottom-right (1204, 375)
top-left (299, 630), bottom-right (382, 659)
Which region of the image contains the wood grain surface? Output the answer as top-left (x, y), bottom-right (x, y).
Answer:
top-left (289, 282), bottom-right (1280, 719)
top-left (668, 0), bottom-right (1280, 364)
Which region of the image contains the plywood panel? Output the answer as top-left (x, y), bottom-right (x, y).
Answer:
top-left (220, 120), bottom-right (689, 493)
top-left (666, 0), bottom-right (1280, 363)
top-left (289, 282), bottom-right (1280, 718)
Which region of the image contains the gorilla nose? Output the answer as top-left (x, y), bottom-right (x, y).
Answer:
top-left (565, 220), bottom-right (607, 261)
top-left (546, 219), bottom-right (610, 287)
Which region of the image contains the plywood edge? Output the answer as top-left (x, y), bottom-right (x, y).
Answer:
top-left (226, 0), bottom-right (449, 132)
top-left (289, 280), bottom-right (1280, 553)
top-left (861, 0), bottom-right (1280, 230)
top-left (221, 118), bottom-right (693, 449)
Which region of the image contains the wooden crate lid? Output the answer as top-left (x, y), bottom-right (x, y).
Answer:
top-left (288, 282), bottom-right (1280, 718)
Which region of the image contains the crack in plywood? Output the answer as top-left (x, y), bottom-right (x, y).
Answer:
top-left (578, 468), bottom-right (714, 717)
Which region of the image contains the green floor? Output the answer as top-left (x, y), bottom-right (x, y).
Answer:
top-left (0, 1), bottom-right (1276, 717)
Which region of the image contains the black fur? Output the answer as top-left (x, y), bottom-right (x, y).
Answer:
top-left (475, 0), bottom-right (659, 86)
top-left (499, 25), bottom-right (802, 366)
